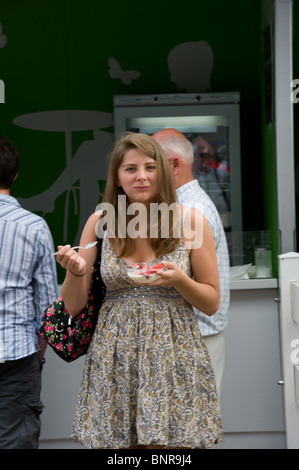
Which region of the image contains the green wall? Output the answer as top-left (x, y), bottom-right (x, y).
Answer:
top-left (259, 0), bottom-right (278, 277)
top-left (0, 0), bottom-right (264, 281)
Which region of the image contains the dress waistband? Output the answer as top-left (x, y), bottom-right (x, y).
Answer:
top-left (105, 285), bottom-right (184, 302)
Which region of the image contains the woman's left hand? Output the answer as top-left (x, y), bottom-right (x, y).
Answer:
top-left (146, 260), bottom-right (184, 286)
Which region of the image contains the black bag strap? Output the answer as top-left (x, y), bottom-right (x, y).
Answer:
top-left (90, 234), bottom-right (106, 314)
top-left (92, 236), bottom-right (103, 272)
top-left (92, 212), bottom-right (105, 272)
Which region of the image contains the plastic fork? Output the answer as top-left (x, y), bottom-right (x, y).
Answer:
top-left (52, 240), bottom-right (98, 255)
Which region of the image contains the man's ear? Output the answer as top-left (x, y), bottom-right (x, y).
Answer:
top-left (173, 157), bottom-right (181, 168)
top-left (170, 156), bottom-right (182, 174)
top-left (13, 172), bottom-right (18, 182)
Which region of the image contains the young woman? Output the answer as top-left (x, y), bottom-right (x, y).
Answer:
top-left (56, 132), bottom-right (223, 449)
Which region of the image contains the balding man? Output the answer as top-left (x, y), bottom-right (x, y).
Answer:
top-left (152, 128), bottom-right (229, 396)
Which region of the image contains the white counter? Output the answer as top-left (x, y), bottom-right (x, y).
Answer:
top-left (220, 275), bottom-right (285, 448)
top-left (230, 278), bottom-right (278, 290)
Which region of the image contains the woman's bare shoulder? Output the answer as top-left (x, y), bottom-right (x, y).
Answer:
top-left (180, 205), bottom-right (207, 251)
top-left (80, 210), bottom-right (104, 241)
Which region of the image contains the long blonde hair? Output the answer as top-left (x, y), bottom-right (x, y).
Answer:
top-left (103, 132), bottom-right (180, 258)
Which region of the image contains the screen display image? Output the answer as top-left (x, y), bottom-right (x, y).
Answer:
top-left (114, 93), bottom-right (241, 233)
top-left (125, 114), bottom-right (231, 230)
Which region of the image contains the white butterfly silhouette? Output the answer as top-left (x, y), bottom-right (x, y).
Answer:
top-left (0, 23), bottom-right (7, 48)
top-left (108, 57), bottom-right (140, 85)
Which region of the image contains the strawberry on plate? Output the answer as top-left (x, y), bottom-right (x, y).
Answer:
top-left (125, 262), bottom-right (165, 284)
top-left (147, 263), bottom-right (163, 273)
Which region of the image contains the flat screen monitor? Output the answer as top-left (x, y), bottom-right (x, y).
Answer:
top-left (113, 93), bottom-right (242, 232)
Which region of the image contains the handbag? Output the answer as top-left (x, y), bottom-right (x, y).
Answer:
top-left (39, 237), bottom-right (106, 362)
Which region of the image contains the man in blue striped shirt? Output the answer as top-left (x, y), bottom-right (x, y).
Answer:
top-left (0, 137), bottom-right (58, 448)
top-left (153, 129), bottom-right (230, 396)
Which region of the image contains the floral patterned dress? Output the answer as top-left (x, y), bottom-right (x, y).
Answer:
top-left (71, 235), bottom-right (224, 449)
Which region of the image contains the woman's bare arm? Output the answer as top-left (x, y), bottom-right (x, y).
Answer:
top-left (57, 211), bottom-right (102, 316)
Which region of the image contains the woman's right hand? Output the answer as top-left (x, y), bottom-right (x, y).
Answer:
top-left (55, 245), bottom-right (87, 276)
